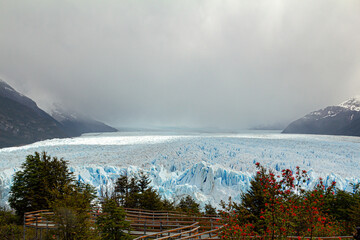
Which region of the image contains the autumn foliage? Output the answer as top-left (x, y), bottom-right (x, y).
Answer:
top-left (220, 163), bottom-right (344, 239)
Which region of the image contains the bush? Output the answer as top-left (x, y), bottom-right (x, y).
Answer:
top-left (0, 207), bottom-right (22, 240)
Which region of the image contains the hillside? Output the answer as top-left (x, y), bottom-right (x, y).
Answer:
top-left (0, 79), bottom-right (117, 148)
top-left (283, 97), bottom-right (360, 136)
top-left (0, 95), bottom-right (68, 148)
top-left (51, 107), bottom-right (117, 137)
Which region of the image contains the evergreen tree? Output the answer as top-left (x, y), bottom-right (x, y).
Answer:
top-left (240, 164), bottom-right (268, 224)
top-left (177, 195), bottom-right (200, 215)
top-left (139, 188), bottom-right (164, 210)
top-left (161, 199), bottom-right (175, 211)
top-left (114, 173), bottom-right (172, 210)
top-left (137, 172), bottom-right (163, 210)
top-left (114, 175), bottom-right (129, 206)
top-left (126, 177), bottom-right (140, 208)
top-left (138, 171), bottom-right (151, 193)
top-left (96, 198), bottom-right (131, 240)
top-left (9, 152), bottom-right (74, 218)
top-left (204, 203), bottom-right (217, 216)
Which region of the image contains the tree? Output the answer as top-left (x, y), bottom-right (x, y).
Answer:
top-left (138, 171), bottom-right (151, 193)
top-left (126, 177), bottom-right (140, 208)
top-left (240, 163), bottom-right (268, 226)
top-left (114, 175), bottom-right (129, 206)
top-left (49, 182), bottom-right (98, 240)
top-left (329, 189), bottom-right (360, 233)
top-left (137, 172), bottom-right (164, 210)
top-left (177, 195), bottom-right (200, 215)
top-left (221, 163), bottom-right (344, 239)
top-left (96, 198), bottom-right (131, 240)
top-left (204, 203), bottom-right (217, 216)
top-left (9, 152), bottom-right (74, 218)
top-left (114, 172), bottom-right (170, 210)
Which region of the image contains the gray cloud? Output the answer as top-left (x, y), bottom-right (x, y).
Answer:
top-left (1, 0), bottom-right (360, 129)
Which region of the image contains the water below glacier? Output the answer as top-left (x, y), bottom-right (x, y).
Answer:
top-left (1, 130), bottom-right (360, 208)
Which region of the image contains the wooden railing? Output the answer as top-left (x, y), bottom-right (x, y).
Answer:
top-left (24, 210), bottom-right (56, 229)
top-left (25, 208), bottom-right (353, 240)
top-left (179, 226), bottom-right (223, 240)
top-left (134, 222), bottom-right (200, 239)
top-left (125, 208), bottom-right (221, 237)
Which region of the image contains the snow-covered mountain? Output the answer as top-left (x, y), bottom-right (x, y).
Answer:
top-left (339, 96), bottom-right (360, 111)
top-left (283, 96), bottom-right (360, 136)
top-left (1, 132), bottom-right (359, 208)
top-left (51, 105), bottom-right (117, 137)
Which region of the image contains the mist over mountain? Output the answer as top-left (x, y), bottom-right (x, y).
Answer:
top-left (0, 80), bottom-right (68, 148)
top-left (51, 105), bottom-right (117, 137)
top-left (0, 80), bottom-right (117, 148)
top-left (1, 1), bottom-right (360, 130)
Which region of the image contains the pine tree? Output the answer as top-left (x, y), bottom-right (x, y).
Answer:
top-left (114, 173), bottom-right (172, 210)
top-left (114, 175), bottom-right (128, 206)
top-left (138, 171), bottom-right (151, 193)
top-left (240, 164), bottom-right (268, 224)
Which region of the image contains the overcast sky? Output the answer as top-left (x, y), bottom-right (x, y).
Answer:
top-left (1, 0), bottom-right (360, 130)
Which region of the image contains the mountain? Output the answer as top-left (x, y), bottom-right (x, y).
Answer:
top-left (0, 80), bottom-right (39, 111)
top-left (51, 106), bottom-right (117, 137)
top-left (283, 96), bottom-right (360, 136)
top-left (0, 80), bottom-right (68, 148)
top-left (0, 80), bottom-right (117, 148)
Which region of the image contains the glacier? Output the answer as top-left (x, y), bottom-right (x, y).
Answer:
top-left (1, 131), bottom-right (360, 208)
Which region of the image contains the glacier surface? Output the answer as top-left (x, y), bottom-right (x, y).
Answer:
top-left (1, 131), bottom-right (360, 208)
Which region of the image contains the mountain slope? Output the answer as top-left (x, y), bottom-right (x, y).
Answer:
top-left (0, 79), bottom-right (118, 147)
top-left (51, 107), bottom-right (117, 137)
top-left (341, 117), bottom-right (360, 136)
top-left (283, 97), bottom-right (360, 136)
top-left (0, 95), bottom-right (68, 148)
top-left (0, 80), bottom-right (38, 111)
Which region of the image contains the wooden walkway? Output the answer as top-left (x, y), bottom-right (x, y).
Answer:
top-left (124, 208), bottom-right (222, 239)
top-left (25, 208), bottom-right (353, 239)
top-left (24, 208), bottom-right (222, 239)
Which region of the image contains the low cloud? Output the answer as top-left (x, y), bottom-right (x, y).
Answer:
top-left (1, 0), bottom-right (359, 129)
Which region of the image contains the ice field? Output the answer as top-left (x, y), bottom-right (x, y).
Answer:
top-left (1, 131), bottom-right (360, 208)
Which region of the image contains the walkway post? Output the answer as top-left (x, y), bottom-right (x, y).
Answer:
top-left (35, 215), bottom-right (38, 239)
top-left (144, 221), bottom-right (146, 235)
top-left (46, 215), bottom-right (49, 237)
top-left (23, 214), bottom-right (26, 240)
